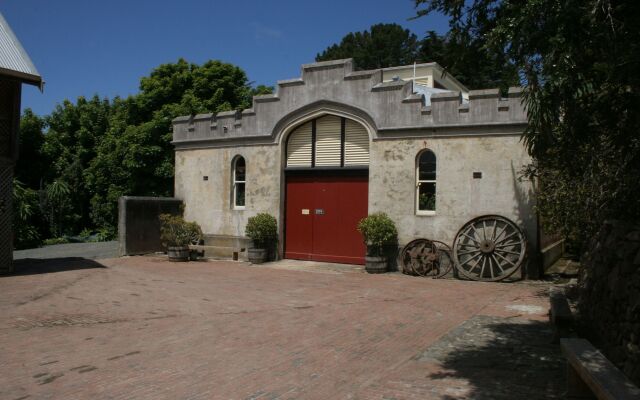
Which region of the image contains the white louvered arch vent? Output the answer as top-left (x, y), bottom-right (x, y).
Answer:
top-left (285, 115), bottom-right (369, 168)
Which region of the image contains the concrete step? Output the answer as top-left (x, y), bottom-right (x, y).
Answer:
top-left (190, 245), bottom-right (248, 261)
top-left (545, 257), bottom-right (580, 276)
top-left (203, 234), bottom-right (251, 249)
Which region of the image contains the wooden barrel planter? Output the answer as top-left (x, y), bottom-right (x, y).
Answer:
top-left (168, 246), bottom-right (190, 262)
top-left (365, 255), bottom-right (388, 273)
top-left (248, 248), bottom-right (267, 264)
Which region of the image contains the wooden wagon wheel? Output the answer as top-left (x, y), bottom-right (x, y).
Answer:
top-left (431, 240), bottom-right (454, 279)
top-left (452, 215), bottom-right (527, 282)
top-left (400, 239), bottom-right (440, 277)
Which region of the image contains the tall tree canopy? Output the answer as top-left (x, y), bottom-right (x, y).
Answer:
top-left (418, 30), bottom-right (518, 90)
top-left (85, 59), bottom-right (258, 231)
top-left (316, 23), bottom-right (420, 70)
top-left (14, 59), bottom-right (272, 247)
top-left (415, 0), bottom-right (640, 250)
top-left (316, 22), bottom-right (518, 90)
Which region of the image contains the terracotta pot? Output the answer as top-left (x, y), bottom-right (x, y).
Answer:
top-left (248, 248), bottom-right (267, 264)
top-left (168, 246), bottom-right (190, 262)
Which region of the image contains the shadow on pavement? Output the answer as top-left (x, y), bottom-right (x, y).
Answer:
top-left (420, 315), bottom-right (565, 399)
top-left (10, 257), bottom-right (107, 276)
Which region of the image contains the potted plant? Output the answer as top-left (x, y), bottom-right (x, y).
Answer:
top-left (357, 212), bottom-right (398, 273)
top-left (159, 214), bottom-right (202, 262)
top-left (245, 213), bottom-right (278, 264)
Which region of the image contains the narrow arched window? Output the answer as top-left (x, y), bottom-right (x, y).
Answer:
top-left (416, 150), bottom-right (436, 214)
top-left (232, 156), bottom-right (246, 209)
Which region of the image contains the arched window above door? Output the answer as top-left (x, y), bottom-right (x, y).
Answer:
top-left (285, 115), bottom-right (369, 168)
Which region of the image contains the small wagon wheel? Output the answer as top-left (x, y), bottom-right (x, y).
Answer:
top-left (400, 239), bottom-right (439, 277)
top-left (431, 240), bottom-right (454, 279)
top-left (452, 215), bottom-right (526, 282)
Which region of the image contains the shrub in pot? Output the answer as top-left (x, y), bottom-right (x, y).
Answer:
top-left (159, 214), bottom-right (203, 262)
top-left (245, 213), bottom-right (278, 264)
top-left (357, 212), bottom-right (398, 273)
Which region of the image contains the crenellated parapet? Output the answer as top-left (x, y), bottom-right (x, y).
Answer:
top-left (172, 59), bottom-right (527, 149)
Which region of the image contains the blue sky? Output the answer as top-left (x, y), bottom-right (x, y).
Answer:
top-left (3, 0), bottom-right (449, 116)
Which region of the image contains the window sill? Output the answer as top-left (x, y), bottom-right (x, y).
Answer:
top-left (416, 211), bottom-right (436, 217)
top-left (232, 206), bottom-right (246, 211)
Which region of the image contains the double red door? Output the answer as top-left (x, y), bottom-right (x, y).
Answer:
top-left (285, 175), bottom-right (368, 265)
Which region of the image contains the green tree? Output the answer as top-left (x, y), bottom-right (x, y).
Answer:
top-left (85, 59), bottom-right (258, 231)
top-left (316, 23), bottom-right (420, 69)
top-left (14, 59), bottom-right (269, 243)
top-left (43, 179), bottom-right (72, 238)
top-left (16, 109), bottom-right (47, 189)
top-left (415, 0), bottom-right (640, 250)
top-left (315, 23), bottom-right (518, 90)
top-left (12, 180), bottom-right (41, 249)
top-left (39, 95), bottom-right (112, 235)
top-left (418, 30), bottom-right (519, 91)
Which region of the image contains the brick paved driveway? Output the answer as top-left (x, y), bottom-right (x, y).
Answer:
top-left (0, 257), bottom-right (563, 399)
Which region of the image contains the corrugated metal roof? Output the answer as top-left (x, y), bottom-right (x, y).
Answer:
top-left (0, 11), bottom-right (42, 88)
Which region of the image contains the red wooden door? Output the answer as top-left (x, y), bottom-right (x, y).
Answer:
top-left (285, 176), bottom-right (368, 265)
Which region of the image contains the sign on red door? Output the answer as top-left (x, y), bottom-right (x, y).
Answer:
top-left (285, 175), bottom-right (368, 265)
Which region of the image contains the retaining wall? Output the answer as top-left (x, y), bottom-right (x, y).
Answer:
top-left (579, 220), bottom-right (640, 386)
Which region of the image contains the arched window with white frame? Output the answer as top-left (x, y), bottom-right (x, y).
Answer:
top-left (416, 150), bottom-right (436, 214)
top-left (232, 156), bottom-right (246, 209)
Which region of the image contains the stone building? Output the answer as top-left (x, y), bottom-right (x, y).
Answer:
top-left (0, 12), bottom-right (43, 273)
top-left (171, 59), bottom-right (537, 276)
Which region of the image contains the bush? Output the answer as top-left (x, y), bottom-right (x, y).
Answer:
top-left (95, 226), bottom-right (117, 242)
top-left (12, 179), bottom-right (42, 249)
top-left (357, 212), bottom-right (398, 256)
top-left (159, 214), bottom-right (202, 247)
top-left (245, 213), bottom-right (278, 248)
top-left (43, 237), bottom-right (69, 246)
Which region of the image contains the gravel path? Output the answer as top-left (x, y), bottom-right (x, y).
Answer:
top-left (13, 241), bottom-right (119, 260)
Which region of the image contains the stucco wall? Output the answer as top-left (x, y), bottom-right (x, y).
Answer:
top-left (171, 59), bottom-right (538, 275)
top-left (174, 145), bottom-right (281, 237)
top-left (175, 133), bottom-right (535, 251)
top-left (369, 135), bottom-right (536, 250)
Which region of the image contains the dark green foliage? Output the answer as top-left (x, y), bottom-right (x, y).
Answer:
top-left (41, 95), bottom-right (112, 236)
top-left (159, 213), bottom-right (202, 248)
top-left (85, 59), bottom-right (264, 230)
top-left (415, 0), bottom-right (640, 251)
top-left (316, 23), bottom-right (421, 70)
top-left (15, 110), bottom-right (47, 188)
top-left (418, 30), bottom-right (519, 91)
top-left (12, 180), bottom-right (41, 249)
top-left (15, 59), bottom-right (269, 246)
top-left (357, 212), bottom-right (398, 255)
top-left (245, 213), bottom-right (278, 249)
top-left (315, 23), bottom-right (518, 90)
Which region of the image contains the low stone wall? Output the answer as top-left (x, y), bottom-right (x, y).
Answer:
top-left (578, 220), bottom-right (640, 386)
top-left (118, 197), bottom-right (183, 256)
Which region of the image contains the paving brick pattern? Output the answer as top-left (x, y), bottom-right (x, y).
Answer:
top-left (0, 257), bottom-right (563, 399)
